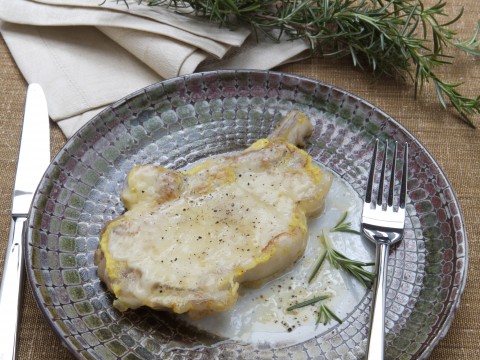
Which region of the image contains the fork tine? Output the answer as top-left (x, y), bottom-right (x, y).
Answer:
top-left (365, 139), bottom-right (379, 204)
top-left (400, 143), bottom-right (409, 208)
top-left (387, 141), bottom-right (398, 207)
top-left (376, 140), bottom-right (388, 206)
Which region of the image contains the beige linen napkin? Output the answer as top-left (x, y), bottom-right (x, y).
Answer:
top-left (0, 0), bottom-right (310, 137)
top-left (0, 22), bottom-right (163, 136)
top-left (31, 0), bottom-right (251, 47)
top-left (98, 27), bottom-right (208, 78)
top-left (0, 0), bottom-right (241, 57)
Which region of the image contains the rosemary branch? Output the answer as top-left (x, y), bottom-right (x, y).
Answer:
top-left (140, 0), bottom-right (480, 127)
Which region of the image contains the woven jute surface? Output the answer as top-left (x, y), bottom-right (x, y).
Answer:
top-left (1, 1), bottom-right (479, 358)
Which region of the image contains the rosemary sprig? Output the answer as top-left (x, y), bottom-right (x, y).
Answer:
top-left (317, 304), bottom-right (343, 325)
top-left (286, 294), bottom-right (331, 311)
top-left (331, 211), bottom-right (362, 235)
top-left (286, 295), bottom-right (342, 325)
top-left (290, 211), bottom-right (366, 325)
top-left (309, 231), bottom-right (375, 288)
top-left (141, 0), bottom-right (480, 127)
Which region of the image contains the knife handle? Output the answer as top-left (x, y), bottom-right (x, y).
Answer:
top-left (0, 217), bottom-right (27, 360)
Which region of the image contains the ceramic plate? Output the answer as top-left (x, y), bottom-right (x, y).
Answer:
top-left (25, 70), bottom-right (467, 359)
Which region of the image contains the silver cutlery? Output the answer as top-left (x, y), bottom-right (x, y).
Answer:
top-left (362, 139), bottom-right (409, 360)
top-left (0, 84), bottom-right (50, 360)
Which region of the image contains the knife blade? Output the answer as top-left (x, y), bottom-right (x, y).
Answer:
top-left (0, 84), bottom-right (50, 360)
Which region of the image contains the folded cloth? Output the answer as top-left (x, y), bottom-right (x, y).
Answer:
top-left (0, 0), bottom-right (240, 57)
top-left (0, 0), bottom-right (310, 138)
top-left (0, 22), bottom-right (163, 136)
top-left (31, 0), bottom-right (251, 47)
top-left (97, 26), bottom-right (208, 78)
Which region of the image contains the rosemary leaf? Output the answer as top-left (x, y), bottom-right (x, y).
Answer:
top-left (317, 304), bottom-right (343, 325)
top-left (330, 211), bottom-right (362, 234)
top-left (455, 21), bottom-right (480, 56)
top-left (332, 226), bottom-right (363, 235)
top-left (286, 294), bottom-right (331, 311)
top-left (333, 211), bottom-right (348, 229)
top-left (308, 248), bottom-right (328, 284)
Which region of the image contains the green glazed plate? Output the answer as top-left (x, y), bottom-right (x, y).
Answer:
top-left (25, 70), bottom-right (467, 359)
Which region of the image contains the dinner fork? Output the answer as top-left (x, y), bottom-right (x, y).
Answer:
top-left (362, 139), bottom-right (409, 360)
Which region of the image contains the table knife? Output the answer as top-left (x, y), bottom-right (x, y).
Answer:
top-left (0, 84), bottom-right (50, 360)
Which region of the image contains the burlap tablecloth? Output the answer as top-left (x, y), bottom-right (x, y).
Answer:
top-left (1, 1), bottom-right (479, 358)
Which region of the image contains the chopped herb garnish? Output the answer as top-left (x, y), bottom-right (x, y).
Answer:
top-left (308, 248), bottom-right (328, 284)
top-left (287, 295), bottom-right (343, 326)
top-left (286, 294), bottom-right (331, 311)
top-left (286, 214), bottom-right (370, 327)
top-left (331, 211), bottom-right (362, 234)
top-left (309, 231), bottom-right (375, 288)
top-left (316, 304), bottom-right (343, 325)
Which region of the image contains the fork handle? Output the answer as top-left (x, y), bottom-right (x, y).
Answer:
top-left (366, 242), bottom-right (389, 360)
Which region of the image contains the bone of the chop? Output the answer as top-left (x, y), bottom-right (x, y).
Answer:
top-left (267, 111), bottom-right (313, 146)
